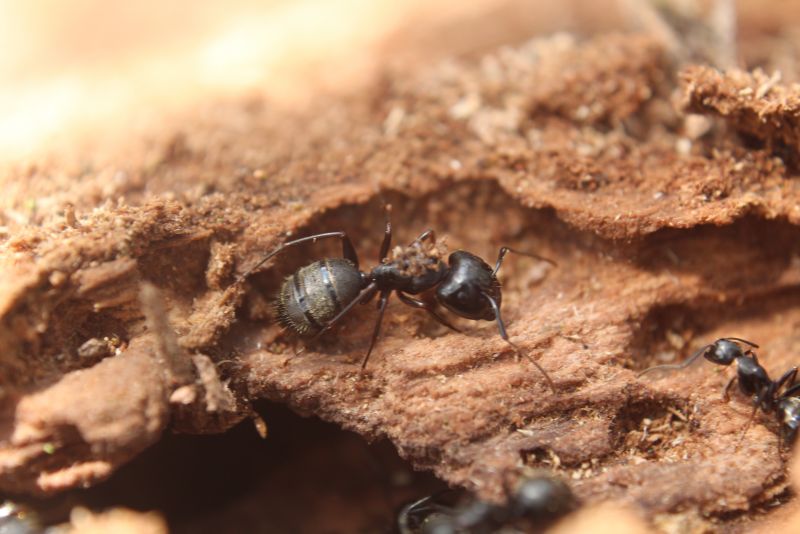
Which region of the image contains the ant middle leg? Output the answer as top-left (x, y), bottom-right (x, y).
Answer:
top-left (362, 290), bottom-right (392, 369)
top-left (396, 292), bottom-right (461, 333)
top-left (482, 292), bottom-right (555, 392)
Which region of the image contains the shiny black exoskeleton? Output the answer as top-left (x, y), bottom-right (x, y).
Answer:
top-left (236, 206), bottom-right (555, 388)
top-left (775, 381), bottom-right (800, 443)
top-left (639, 337), bottom-right (800, 444)
top-left (397, 475), bottom-right (577, 534)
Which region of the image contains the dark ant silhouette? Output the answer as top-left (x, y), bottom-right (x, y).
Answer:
top-left (0, 501), bottom-right (42, 534)
top-left (235, 205), bottom-right (556, 390)
top-left (396, 475), bottom-right (577, 534)
top-left (638, 337), bottom-right (800, 444)
top-left (776, 384), bottom-right (800, 443)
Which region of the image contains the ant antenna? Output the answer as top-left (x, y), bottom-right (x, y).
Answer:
top-left (637, 343), bottom-right (713, 377)
top-left (493, 247), bottom-right (556, 277)
top-left (723, 337), bottom-right (759, 348)
top-left (482, 291), bottom-right (556, 392)
top-left (504, 338), bottom-right (555, 392)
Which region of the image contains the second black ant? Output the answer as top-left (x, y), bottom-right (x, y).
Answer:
top-left (638, 337), bottom-right (800, 444)
top-left (397, 474), bottom-right (577, 534)
top-left (235, 205), bottom-right (556, 390)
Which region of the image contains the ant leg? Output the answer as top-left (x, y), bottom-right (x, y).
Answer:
top-left (237, 231), bottom-right (360, 283)
top-left (782, 381), bottom-right (800, 398)
top-left (483, 292), bottom-right (556, 392)
top-left (738, 383), bottom-right (776, 449)
top-left (361, 290), bottom-right (391, 369)
top-left (722, 375), bottom-right (738, 402)
top-left (493, 246), bottom-right (556, 276)
top-left (309, 282), bottom-right (378, 340)
top-left (283, 341), bottom-right (307, 366)
top-left (410, 229), bottom-right (436, 246)
top-left (379, 205), bottom-right (393, 261)
top-left (775, 367), bottom-right (798, 394)
top-left (638, 344), bottom-right (713, 377)
top-left (359, 285), bottom-right (379, 304)
top-left (397, 292), bottom-right (461, 332)
top-left (736, 403), bottom-right (760, 447)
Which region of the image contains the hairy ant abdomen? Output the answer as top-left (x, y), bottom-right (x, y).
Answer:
top-left (275, 258), bottom-right (365, 336)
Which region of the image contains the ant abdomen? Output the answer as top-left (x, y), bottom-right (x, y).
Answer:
top-left (275, 258), bottom-right (365, 336)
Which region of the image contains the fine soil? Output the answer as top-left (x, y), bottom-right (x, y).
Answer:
top-left (4, 2), bottom-right (800, 532)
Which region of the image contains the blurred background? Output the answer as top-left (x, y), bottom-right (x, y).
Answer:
top-left (4, 1), bottom-right (800, 531)
top-left (4, 0), bottom-right (800, 160)
top-left (0, 0), bottom-right (686, 159)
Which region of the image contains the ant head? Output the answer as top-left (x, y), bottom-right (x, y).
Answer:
top-left (705, 338), bottom-right (745, 365)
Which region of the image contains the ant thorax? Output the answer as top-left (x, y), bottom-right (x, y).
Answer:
top-left (384, 237), bottom-right (448, 276)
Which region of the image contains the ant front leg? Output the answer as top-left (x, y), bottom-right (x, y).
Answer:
top-left (738, 384), bottom-right (775, 447)
top-left (397, 292), bottom-right (461, 333)
top-left (237, 231), bottom-right (360, 283)
top-left (736, 403), bottom-right (760, 447)
top-left (722, 375), bottom-right (738, 402)
top-left (482, 292), bottom-right (555, 392)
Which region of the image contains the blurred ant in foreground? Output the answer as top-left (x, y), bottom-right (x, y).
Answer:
top-left (0, 501), bottom-right (43, 534)
top-left (397, 475), bottom-right (578, 534)
top-left (236, 205), bottom-right (556, 390)
top-left (638, 337), bottom-right (800, 444)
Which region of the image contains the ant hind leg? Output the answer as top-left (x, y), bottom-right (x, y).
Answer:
top-left (237, 231), bottom-right (361, 283)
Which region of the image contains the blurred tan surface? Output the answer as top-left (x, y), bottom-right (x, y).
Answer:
top-left (0, 0), bottom-right (624, 158)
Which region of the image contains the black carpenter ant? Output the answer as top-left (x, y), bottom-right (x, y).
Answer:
top-left (397, 475), bottom-right (577, 534)
top-left (638, 337), bottom-right (800, 444)
top-left (236, 206), bottom-right (556, 389)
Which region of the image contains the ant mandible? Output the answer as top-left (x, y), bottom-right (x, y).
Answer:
top-left (235, 205), bottom-right (556, 390)
top-left (638, 337), bottom-right (800, 444)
